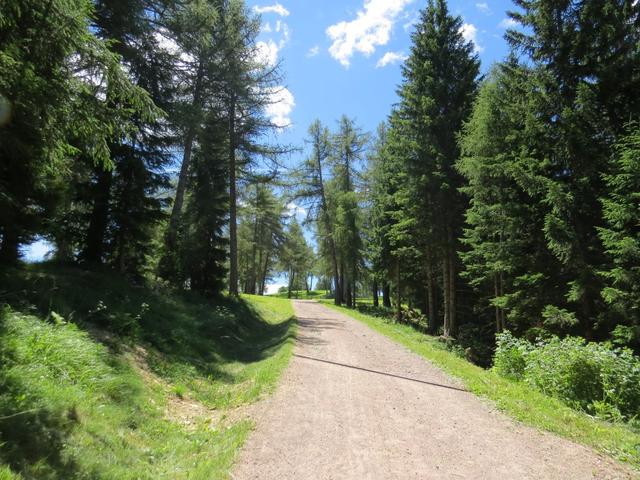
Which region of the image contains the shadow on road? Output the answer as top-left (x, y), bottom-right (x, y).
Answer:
top-left (293, 353), bottom-right (468, 393)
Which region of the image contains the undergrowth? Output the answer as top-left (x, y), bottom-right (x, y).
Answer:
top-left (0, 264), bottom-right (296, 479)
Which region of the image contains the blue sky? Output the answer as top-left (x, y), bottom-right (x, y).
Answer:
top-left (253, 0), bottom-right (517, 157)
top-left (251, 0), bottom-right (518, 291)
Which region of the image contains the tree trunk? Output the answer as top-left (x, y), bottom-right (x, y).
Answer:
top-left (372, 280), bottom-right (379, 307)
top-left (0, 224), bottom-right (19, 264)
top-left (442, 257), bottom-right (450, 337)
top-left (383, 283), bottom-right (391, 308)
top-left (248, 215), bottom-right (259, 295)
top-left (288, 269), bottom-right (294, 298)
top-left (345, 275), bottom-right (352, 308)
top-left (166, 62), bottom-right (204, 249)
top-left (260, 252), bottom-right (270, 295)
top-left (395, 258), bottom-right (402, 323)
top-left (352, 280), bottom-right (356, 308)
top-left (84, 167), bottom-right (112, 264)
top-left (449, 248), bottom-right (456, 336)
top-left (228, 93), bottom-right (239, 296)
top-left (426, 258), bottom-right (436, 334)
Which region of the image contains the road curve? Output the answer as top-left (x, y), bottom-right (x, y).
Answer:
top-left (231, 300), bottom-right (634, 480)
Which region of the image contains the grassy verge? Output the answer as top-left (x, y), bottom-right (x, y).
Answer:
top-left (321, 301), bottom-right (640, 469)
top-left (0, 264), bottom-right (296, 479)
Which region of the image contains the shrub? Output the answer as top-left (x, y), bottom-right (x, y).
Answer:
top-left (493, 331), bottom-right (531, 380)
top-left (494, 332), bottom-right (640, 421)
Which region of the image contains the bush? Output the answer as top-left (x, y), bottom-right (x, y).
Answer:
top-left (494, 332), bottom-right (532, 380)
top-left (494, 332), bottom-right (640, 421)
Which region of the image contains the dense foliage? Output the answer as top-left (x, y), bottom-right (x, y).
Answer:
top-left (0, 0), bottom-right (300, 297)
top-left (345, 0), bottom-right (640, 366)
top-left (494, 332), bottom-right (640, 422)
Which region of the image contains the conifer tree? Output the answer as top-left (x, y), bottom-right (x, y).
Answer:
top-left (0, 0), bottom-right (156, 263)
top-left (600, 123), bottom-right (640, 343)
top-left (395, 0), bottom-right (480, 335)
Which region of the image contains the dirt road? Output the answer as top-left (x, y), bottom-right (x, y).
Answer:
top-left (231, 300), bottom-right (634, 479)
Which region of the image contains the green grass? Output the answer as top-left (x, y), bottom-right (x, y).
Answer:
top-left (0, 264), bottom-right (296, 479)
top-left (321, 302), bottom-right (640, 469)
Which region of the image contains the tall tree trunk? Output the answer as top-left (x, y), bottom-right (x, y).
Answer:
top-left (0, 224), bottom-right (19, 264)
top-left (395, 258), bottom-right (402, 323)
top-left (84, 168), bottom-right (112, 264)
top-left (288, 270), bottom-right (295, 298)
top-left (443, 244), bottom-right (456, 337)
top-left (372, 280), bottom-right (379, 307)
top-left (426, 258), bottom-right (436, 334)
top-left (442, 257), bottom-right (450, 337)
top-left (260, 251), bottom-right (270, 295)
top-left (315, 143), bottom-right (341, 305)
top-left (166, 62), bottom-right (204, 249)
top-left (352, 280), bottom-right (356, 308)
top-left (228, 93), bottom-right (239, 296)
top-left (248, 215), bottom-right (259, 294)
top-left (256, 244), bottom-right (264, 295)
top-left (383, 283), bottom-right (391, 308)
top-left (344, 276), bottom-right (351, 307)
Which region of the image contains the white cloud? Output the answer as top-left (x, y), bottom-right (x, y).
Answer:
top-left (265, 86), bottom-right (295, 128)
top-left (326, 0), bottom-right (414, 67)
top-left (286, 202), bottom-right (307, 218)
top-left (256, 39), bottom-right (280, 66)
top-left (460, 23), bottom-right (484, 53)
top-left (262, 22), bottom-right (273, 33)
top-left (307, 45), bottom-right (320, 57)
top-left (255, 21), bottom-right (291, 67)
top-left (376, 51), bottom-right (407, 68)
top-left (475, 2), bottom-right (491, 14)
top-left (254, 3), bottom-right (290, 17)
top-left (498, 17), bottom-right (518, 29)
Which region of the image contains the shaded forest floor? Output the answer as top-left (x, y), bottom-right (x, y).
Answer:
top-left (321, 301), bottom-right (640, 471)
top-left (0, 264), bottom-right (296, 479)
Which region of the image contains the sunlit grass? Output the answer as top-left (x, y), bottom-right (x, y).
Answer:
top-left (0, 265), bottom-right (296, 479)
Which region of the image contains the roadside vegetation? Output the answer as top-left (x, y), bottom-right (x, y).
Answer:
top-left (0, 264), bottom-right (296, 479)
top-left (322, 301), bottom-right (640, 469)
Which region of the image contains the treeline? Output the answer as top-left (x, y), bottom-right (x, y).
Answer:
top-left (292, 117), bottom-right (368, 307)
top-left (304, 0), bottom-right (640, 358)
top-left (0, 0), bottom-right (309, 296)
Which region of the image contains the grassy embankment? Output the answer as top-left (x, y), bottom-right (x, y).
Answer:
top-left (320, 301), bottom-right (640, 470)
top-left (0, 264), bottom-right (296, 479)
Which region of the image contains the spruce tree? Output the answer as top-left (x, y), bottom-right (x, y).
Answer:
top-left (396, 0), bottom-right (480, 335)
top-left (600, 123), bottom-right (640, 344)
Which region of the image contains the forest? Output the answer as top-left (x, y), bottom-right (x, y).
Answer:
top-left (4, 0), bottom-right (639, 359)
top-left (1, 0), bottom-right (640, 476)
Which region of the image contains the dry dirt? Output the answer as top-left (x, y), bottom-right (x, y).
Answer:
top-left (230, 300), bottom-right (637, 480)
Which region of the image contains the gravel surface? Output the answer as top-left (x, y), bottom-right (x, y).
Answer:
top-left (231, 300), bottom-right (636, 480)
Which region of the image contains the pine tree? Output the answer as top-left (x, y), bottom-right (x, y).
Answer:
top-left (458, 63), bottom-right (565, 335)
top-left (395, 0), bottom-right (480, 335)
top-left (293, 120), bottom-right (343, 305)
top-left (0, 0), bottom-right (157, 264)
top-left (238, 184), bottom-right (285, 294)
top-left (180, 112), bottom-right (229, 296)
top-left (600, 123), bottom-right (640, 343)
top-left (505, 0), bottom-right (640, 337)
top-left (281, 219), bottom-right (313, 298)
top-left (329, 116), bottom-right (367, 308)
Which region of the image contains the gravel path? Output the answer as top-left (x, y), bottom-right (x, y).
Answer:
top-left (231, 300), bottom-right (635, 479)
